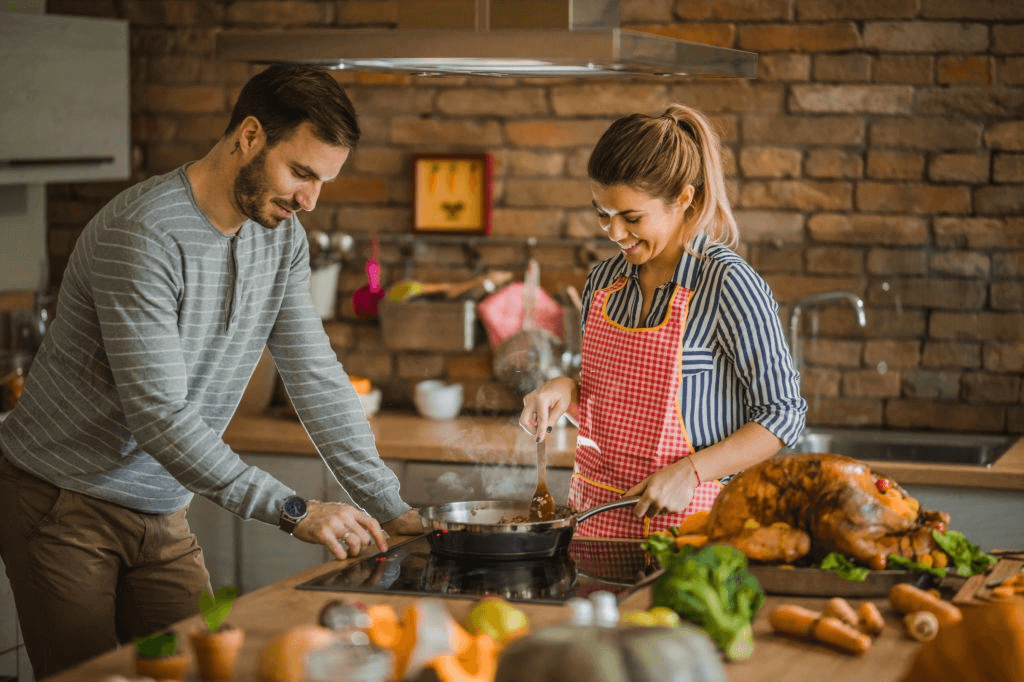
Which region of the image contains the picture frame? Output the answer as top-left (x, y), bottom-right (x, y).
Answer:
top-left (411, 153), bottom-right (493, 235)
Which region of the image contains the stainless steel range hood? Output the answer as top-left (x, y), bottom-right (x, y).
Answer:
top-left (216, 0), bottom-right (757, 79)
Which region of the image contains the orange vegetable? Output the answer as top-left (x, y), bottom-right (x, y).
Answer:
top-left (673, 533), bottom-right (708, 549)
top-left (768, 604), bottom-right (818, 638)
top-left (857, 601), bottom-right (885, 637)
top-left (812, 616), bottom-right (872, 655)
top-left (824, 597), bottom-right (858, 628)
top-left (258, 626), bottom-right (338, 682)
top-left (349, 376), bottom-right (372, 395)
top-left (671, 510), bottom-right (710, 535)
top-left (366, 603), bottom-right (401, 649)
top-left (889, 583), bottom-right (963, 628)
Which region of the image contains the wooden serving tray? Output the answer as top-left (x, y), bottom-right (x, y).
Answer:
top-left (747, 564), bottom-right (931, 597)
top-left (952, 553), bottom-right (1024, 605)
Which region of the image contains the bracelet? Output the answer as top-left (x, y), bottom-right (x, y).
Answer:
top-left (690, 458), bottom-right (702, 486)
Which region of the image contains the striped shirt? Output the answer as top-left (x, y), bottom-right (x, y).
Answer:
top-left (0, 166), bottom-right (409, 526)
top-left (580, 232), bottom-right (807, 453)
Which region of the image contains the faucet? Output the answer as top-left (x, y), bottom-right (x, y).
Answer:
top-left (788, 291), bottom-right (867, 369)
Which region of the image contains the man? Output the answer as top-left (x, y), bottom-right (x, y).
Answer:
top-left (0, 64), bottom-right (420, 678)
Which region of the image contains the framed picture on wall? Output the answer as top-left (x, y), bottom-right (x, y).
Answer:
top-left (411, 154), bottom-right (493, 235)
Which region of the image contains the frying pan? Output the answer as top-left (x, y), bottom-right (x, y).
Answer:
top-left (419, 496), bottom-right (640, 560)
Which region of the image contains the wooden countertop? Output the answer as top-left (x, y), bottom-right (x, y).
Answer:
top-left (44, 536), bottom-right (941, 682)
top-left (224, 411), bottom-right (1024, 491)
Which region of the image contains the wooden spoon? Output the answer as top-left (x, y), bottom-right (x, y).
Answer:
top-left (529, 438), bottom-right (557, 522)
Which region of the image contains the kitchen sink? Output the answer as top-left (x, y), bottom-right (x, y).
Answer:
top-left (781, 427), bottom-right (1015, 467)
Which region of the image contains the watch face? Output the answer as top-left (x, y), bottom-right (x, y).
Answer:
top-left (284, 496), bottom-right (307, 518)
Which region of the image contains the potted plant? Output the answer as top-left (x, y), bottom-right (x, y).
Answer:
top-left (133, 630), bottom-right (190, 681)
top-left (189, 586), bottom-right (244, 681)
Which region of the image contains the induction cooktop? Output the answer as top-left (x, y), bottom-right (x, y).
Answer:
top-left (296, 535), bottom-right (655, 605)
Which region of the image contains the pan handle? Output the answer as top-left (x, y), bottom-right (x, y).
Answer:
top-left (575, 496), bottom-right (641, 523)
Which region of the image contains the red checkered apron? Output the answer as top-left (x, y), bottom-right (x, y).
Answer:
top-left (569, 276), bottom-right (723, 538)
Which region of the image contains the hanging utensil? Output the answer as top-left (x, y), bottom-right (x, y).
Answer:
top-left (529, 438), bottom-right (557, 522)
top-left (493, 258), bottom-right (562, 395)
top-left (352, 234), bottom-right (384, 319)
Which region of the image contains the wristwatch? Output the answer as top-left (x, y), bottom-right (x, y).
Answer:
top-left (279, 495), bottom-right (308, 535)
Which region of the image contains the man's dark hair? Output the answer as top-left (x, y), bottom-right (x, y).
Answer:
top-left (224, 64), bottom-right (360, 149)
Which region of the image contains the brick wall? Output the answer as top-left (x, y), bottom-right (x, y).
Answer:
top-left (44, 0), bottom-right (1024, 433)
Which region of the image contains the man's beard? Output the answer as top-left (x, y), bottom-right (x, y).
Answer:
top-left (233, 148), bottom-right (299, 229)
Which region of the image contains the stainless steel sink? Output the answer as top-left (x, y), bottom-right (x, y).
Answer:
top-left (781, 427), bottom-right (1015, 467)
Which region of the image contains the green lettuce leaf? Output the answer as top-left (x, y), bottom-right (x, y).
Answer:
top-left (932, 529), bottom-right (997, 577)
top-left (819, 552), bottom-right (870, 581)
top-left (887, 554), bottom-right (946, 579)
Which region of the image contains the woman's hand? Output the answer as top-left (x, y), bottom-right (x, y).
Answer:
top-left (624, 458), bottom-right (700, 518)
top-left (519, 376), bottom-right (577, 441)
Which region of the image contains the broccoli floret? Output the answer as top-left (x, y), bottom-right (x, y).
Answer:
top-left (644, 542), bottom-right (765, 661)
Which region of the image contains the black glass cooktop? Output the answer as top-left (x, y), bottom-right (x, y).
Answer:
top-left (297, 535), bottom-right (655, 605)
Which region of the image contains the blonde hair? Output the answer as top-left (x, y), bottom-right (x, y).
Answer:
top-left (587, 104), bottom-right (738, 255)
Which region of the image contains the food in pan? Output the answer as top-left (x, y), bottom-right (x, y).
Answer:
top-left (703, 453), bottom-right (950, 571)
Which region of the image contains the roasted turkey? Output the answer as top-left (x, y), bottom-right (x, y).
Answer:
top-left (705, 453), bottom-right (950, 570)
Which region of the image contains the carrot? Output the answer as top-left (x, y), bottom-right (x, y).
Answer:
top-left (673, 533), bottom-right (708, 549)
top-left (672, 510), bottom-right (710, 535)
top-left (857, 601), bottom-right (885, 637)
top-left (812, 616), bottom-right (873, 655)
top-left (768, 604), bottom-right (818, 638)
top-left (888, 583), bottom-right (963, 628)
top-left (903, 611), bottom-right (939, 642)
top-left (824, 597), bottom-right (858, 628)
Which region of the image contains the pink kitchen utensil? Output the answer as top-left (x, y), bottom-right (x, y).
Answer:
top-left (352, 235), bottom-right (384, 319)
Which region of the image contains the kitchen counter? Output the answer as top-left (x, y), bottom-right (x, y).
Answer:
top-left (43, 535), bottom-right (944, 682)
top-left (224, 411), bottom-right (1024, 491)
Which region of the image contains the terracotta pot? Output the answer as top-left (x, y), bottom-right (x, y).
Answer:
top-left (134, 650), bottom-right (190, 681)
top-left (190, 625), bottom-right (245, 681)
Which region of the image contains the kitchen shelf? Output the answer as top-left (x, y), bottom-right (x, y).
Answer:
top-left (0, 291), bottom-right (33, 313)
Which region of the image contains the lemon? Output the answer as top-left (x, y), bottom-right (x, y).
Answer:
top-left (464, 598), bottom-right (530, 646)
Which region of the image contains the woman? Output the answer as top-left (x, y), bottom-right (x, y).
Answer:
top-left (520, 104), bottom-right (807, 538)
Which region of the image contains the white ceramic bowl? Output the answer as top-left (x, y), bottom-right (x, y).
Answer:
top-left (358, 388), bottom-right (382, 419)
top-left (413, 380), bottom-right (463, 420)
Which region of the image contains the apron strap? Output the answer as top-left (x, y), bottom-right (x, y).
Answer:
top-left (572, 472), bottom-right (652, 537)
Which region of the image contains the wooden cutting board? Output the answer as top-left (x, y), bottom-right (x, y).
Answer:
top-left (952, 552), bottom-right (1024, 605)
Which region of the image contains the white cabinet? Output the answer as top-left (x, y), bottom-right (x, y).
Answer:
top-left (903, 485), bottom-right (1024, 553)
top-left (0, 12), bottom-right (129, 184)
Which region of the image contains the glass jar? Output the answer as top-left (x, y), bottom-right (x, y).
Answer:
top-left (304, 642), bottom-right (393, 682)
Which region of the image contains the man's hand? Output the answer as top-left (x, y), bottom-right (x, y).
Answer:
top-left (291, 500), bottom-right (389, 560)
top-left (381, 509), bottom-right (423, 537)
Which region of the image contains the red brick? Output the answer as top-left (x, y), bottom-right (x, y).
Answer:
top-left (318, 176), bottom-right (389, 204)
top-left (843, 369), bottom-right (901, 397)
top-left (335, 0), bottom-right (399, 26)
top-left (929, 153), bottom-right (990, 183)
top-left (747, 244), bottom-right (805, 273)
top-left (628, 23), bottom-right (737, 48)
top-left (812, 54), bottom-right (872, 81)
top-left (870, 118), bottom-right (982, 149)
top-left (986, 121), bottom-right (1024, 151)
top-left (869, 277), bottom-right (986, 310)
top-left (793, 304), bottom-right (872, 338)
top-left (993, 251), bottom-right (1024, 278)
top-left (867, 248), bottom-right (927, 275)
top-left (743, 115), bottom-right (865, 145)
top-left (863, 21), bottom-right (988, 52)
top-left (735, 210), bottom-right (805, 244)
top-left (884, 400), bottom-right (1005, 432)
top-left (741, 180), bottom-right (852, 210)
top-left (739, 147), bottom-right (802, 178)
top-left (552, 83), bottom-right (670, 117)
top-left (447, 354), bottom-right (497, 381)
top-left (994, 154), bottom-right (1024, 183)
top-left (800, 367), bottom-right (841, 397)
top-left (916, 85), bottom-right (1024, 118)
top-left (901, 370), bottom-right (960, 399)
top-left (798, 0), bottom-right (916, 19)
top-left (395, 354), bottom-right (447, 380)
top-left (739, 22), bottom-right (861, 52)
top-left (391, 118), bottom-right (503, 147)
top-left (921, 0), bottom-right (1024, 20)
top-left (874, 55), bottom-right (934, 84)
top-left (438, 87), bottom-right (549, 116)
top-left (983, 343), bottom-right (1024, 372)
top-left (805, 148), bottom-right (863, 179)
top-left (758, 54), bottom-right (812, 82)
top-left (808, 214), bottom-right (927, 245)
top-left (994, 25), bottom-right (1024, 54)
top-left (856, 182), bottom-right (971, 214)
top-left (934, 217), bottom-right (1024, 249)
top-left (490, 209), bottom-right (563, 239)
top-left (975, 186), bottom-right (1024, 215)
top-left (335, 206), bottom-right (411, 235)
top-left (350, 88), bottom-right (435, 117)
top-left (803, 338), bottom-right (863, 367)
top-left (930, 312), bottom-right (1024, 342)
top-left (865, 308), bottom-right (927, 338)
top-left (937, 56), bottom-right (993, 84)
top-left (133, 116), bottom-right (180, 143)
top-left (349, 146), bottom-right (406, 175)
top-left (459, 379), bottom-right (521, 412)
top-left (335, 351), bottom-right (393, 381)
top-left (140, 85), bottom-right (226, 114)
top-left (668, 82), bottom-right (785, 114)
top-left (673, 0), bottom-right (790, 20)
top-left (504, 119), bottom-right (611, 148)
top-left (790, 84), bottom-right (913, 114)
top-left (225, 1), bottom-right (332, 24)
top-left (766, 274), bottom-right (866, 303)
top-left (922, 341), bottom-right (981, 369)
top-left (992, 282), bottom-right (1024, 311)
top-left (504, 179), bottom-right (591, 209)
top-left (1009, 407), bottom-right (1024, 432)
top-left (506, 151), bottom-right (566, 177)
top-left (147, 144), bottom-right (201, 174)
top-left (929, 251), bottom-right (990, 278)
top-left (866, 150), bottom-right (925, 180)
top-left (805, 397), bottom-right (883, 427)
top-left (998, 57), bottom-right (1024, 86)
top-left (148, 55), bottom-right (202, 83)
top-left (806, 246), bottom-right (863, 274)
top-left (962, 373), bottom-right (1022, 404)
top-left (864, 339), bottom-right (920, 369)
